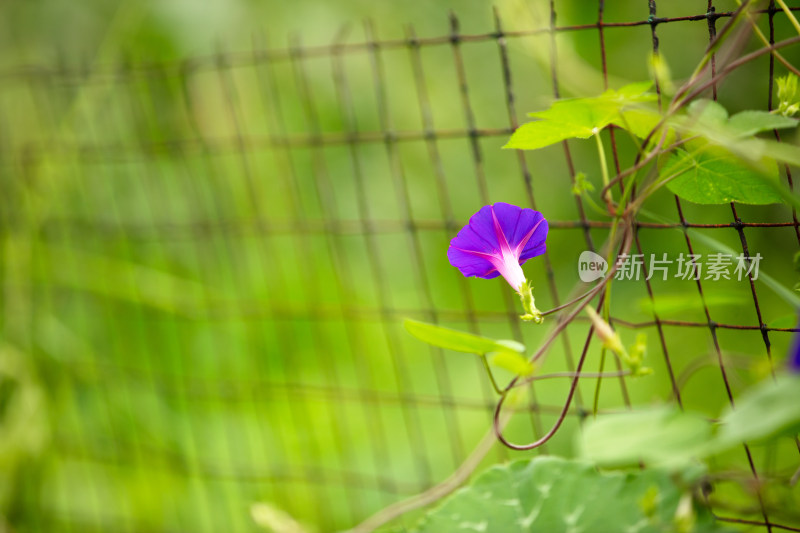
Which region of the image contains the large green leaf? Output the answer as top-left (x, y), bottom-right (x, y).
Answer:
top-left (716, 374), bottom-right (800, 447)
top-left (684, 99), bottom-right (798, 138)
top-left (578, 407), bottom-right (714, 468)
top-left (727, 110), bottom-right (799, 137)
top-left (411, 457), bottom-right (727, 533)
top-left (403, 319), bottom-right (524, 355)
top-left (504, 82), bottom-right (657, 150)
top-left (663, 145), bottom-right (784, 205)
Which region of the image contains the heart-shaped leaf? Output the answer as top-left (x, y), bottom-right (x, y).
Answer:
top-left (410, 456), bottom-right (727, 533)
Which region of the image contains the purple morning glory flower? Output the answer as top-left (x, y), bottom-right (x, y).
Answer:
top-left (790, 327), bottom-right (800, 373)
top-left (447, 203), bottom-right (548, 293)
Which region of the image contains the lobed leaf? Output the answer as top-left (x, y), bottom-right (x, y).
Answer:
top-left (505, 82), bottom-right (657, 150)
top-left (663, 145), bottom-right (783, 205)
top-left (410, 456), bottom-right (727, 533)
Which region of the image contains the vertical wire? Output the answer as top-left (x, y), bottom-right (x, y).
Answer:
top-left (364, 20), bottom-right (466, 466)
top-left (255, 32), bottom-right (364, 524)
top-left (177, 53), bottom-right (316, 526)
top-left (214, 45), bottom-right (335, 527)
top-left (493, 8), bottom-right (585, 412)
top-left (447, 12), bottom-right (546, 451)
top-left (768, 0), bottom-right (800, 246)
top-left (177, 60), bottom-right (260, 529)
top-left (668, 2), bottom-right (772, 528)
top-left (11, 79), bottom-right (44, 533)
top-left (252, 31), bottom-right (368, 524)
top-left (705, 9), bottom-right (774, 371)
top-left (404, 22), bottom-right (507, 462)
top-left (767, 0), bottom-right (800, 462)
top-left (141, 61), bottom-right (241, 532)
top-left (16, 71), bottom-right (62, 533)
top-left (330, 31), bottom-right (434, 489)
top-left (547, 1), bottom-right (595, 252)
top-left (286, 34), bottom-right (402, 508)
top-left (59, 61), bottom-right (119, 533)
top-left (598, 0), bottom-right (678, 406)
top-left (116, 58), bottom-right (191, 532)
top-left (13, 72), bottom-right (77, 533)
top-left (546, 0), bottom-right (631, 411)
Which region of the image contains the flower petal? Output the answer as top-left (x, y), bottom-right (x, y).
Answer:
top-left (446, 247), bottom-right (501, 279)
top-left (447, 202), bottom-right (548, 285)
top-left (790, 327), bottom-right (800, 373)
top-left (491, 202), bottom-right (549, 262)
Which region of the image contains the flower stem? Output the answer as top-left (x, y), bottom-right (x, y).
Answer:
top-left (479, 353), bottom-right (504, 396)
top-left (594, 128), bottom-right (612, 205)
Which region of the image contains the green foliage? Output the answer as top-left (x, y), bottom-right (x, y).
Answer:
top-left (578, 407), bottom-right (713, 468)
top-left (577, 375), bottom-right (800, 471)
top-left (570, 171), bottom-right (594, 196)
top-left (661, 99), bottom-right (800, 206)
top-left (776, 74), bottom-right (800, 117)
top-left (716, 374), bottom-right (800, 447)
top-left (727, 110), bottom-right (799, 137)
top-left (403, 319), bottom-right (533, 376)
top-left (507, 87), bottom-right (800, 207)
top-left (403, 319), bottom-right (524, 355)
top-left (489, 351), bottom-right (535, 377)
top-left (679, 99), bottom-right (798, 141)
top-left (662, 144), bottom-right (784, 205)
top-left (504, 82), bottom-right (655, 150)
top-left (410, 456), bottom-right (726, 533)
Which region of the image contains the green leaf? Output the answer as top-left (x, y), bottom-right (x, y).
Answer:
top-left (578, 407), bottom-right (714, 468)
top-left (614, 80), bottom-right (656, 99)
top-left (663, 145), bottom-right (784, 205)
top-left (505, 82), bottom-right (657, 150)
top-left (504, 118), bottom-right (597, 150)
top-left (489, 351), bottom-right (534, 377)
top-left (411, 456), bottom-right (727, 533)
top-left (727, 111), bottom-right (799, 137)
top-left (761, 138), bottom-right (800, 168)
top-left (403, 319), bottom-right (524, 355)
top-left (688, 99), bottom-right (728, 125)
top-left (615, 108), bottom-right (673, 144)
top-left (716, 374), bottom-right (800, 447)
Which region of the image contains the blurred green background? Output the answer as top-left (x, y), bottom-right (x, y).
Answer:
top-left (1, 0), bottom-right (799, 531)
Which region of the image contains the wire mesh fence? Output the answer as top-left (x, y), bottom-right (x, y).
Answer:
top-left (2, 1), bottom-right (800, 532)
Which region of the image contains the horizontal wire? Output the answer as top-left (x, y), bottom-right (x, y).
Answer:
top-left (1, 7), bottom-right (798, 83)
top-left (13, 217), bottom-right (800, 241)
top-left (0, 127), bottom-right (515, 163)
top-left (31, 289), bottom-right (800, 331)
top-left (715, 516), bottom-right (800, 532)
